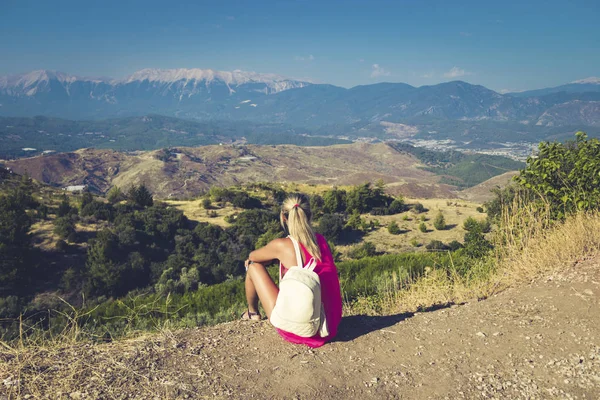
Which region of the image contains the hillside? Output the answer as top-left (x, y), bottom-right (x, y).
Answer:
top-left (458, 171), bottom-right (520, 203)
top-left (3, 143), bottom-right (460, 199)
top-left (3, 255), bottom-right (598, 399)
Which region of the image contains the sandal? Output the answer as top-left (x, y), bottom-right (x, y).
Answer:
top-left (241, 310), bottom-right (261, 321)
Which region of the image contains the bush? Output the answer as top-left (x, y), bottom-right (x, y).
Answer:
top-left (410, 238), bottom-right (421, 247)
top-left (347, 241), bottom-right (377, 259)
top-left (202, 198), bottom-right (212, 209)
top-left (411, 203), bottom-right (427, 214)
top-left (433, 212), bottom-right (446, 230)
top-left (57, 196), bottom-right (76, 217)
top-left (53, 216), bottom-right (76, 240)
top-left (515, 131), bottom-right (600, 219)
top-left (55, 239), bottom-right (68, 252)
top-left (447, 240), bottom-right (463, 251)
top-left (387, 221), bottom-right (401, 235)
top-left (476, 206), bottom-right (484, 213)
top-left (231, 192), bottom-right (262, 209)
top-left (426, 240), bottom-right (448, 251)
top-left (317, 213), bottom-right (346, 242)
top-left (418, 222), bottom-right (427, 233)
top-left (107, 186), bottom-right (125, 204)
top-left (463, 216), bottom-right (491, 233)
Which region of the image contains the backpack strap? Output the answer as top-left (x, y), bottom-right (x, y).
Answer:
top-left (288, 236), bottom-right (317, 272)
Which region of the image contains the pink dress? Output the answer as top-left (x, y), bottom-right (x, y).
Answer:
top-left (276, 233), bottom-right (343, 348)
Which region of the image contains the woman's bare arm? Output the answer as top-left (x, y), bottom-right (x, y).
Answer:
top-left (247, 238), bottom-right (287, 264)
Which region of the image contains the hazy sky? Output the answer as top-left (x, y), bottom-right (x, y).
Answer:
top-left (1, 0), bottom-right (598, 91)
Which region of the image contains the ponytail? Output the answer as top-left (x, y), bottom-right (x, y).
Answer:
top-left (280, 194), bottom-right (321, 261)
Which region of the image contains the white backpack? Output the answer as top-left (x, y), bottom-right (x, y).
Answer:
top-left (269, 236), bottom-right (329, 338)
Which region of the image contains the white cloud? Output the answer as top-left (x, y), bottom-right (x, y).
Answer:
top-left (421, 72), bottom-right (435, 79)
top-left (294, 54), bottom-right (315, 62)
top-left (443, 66), bottom-right (472, 78)
top-left (371, 64), bottom-right (391, 78)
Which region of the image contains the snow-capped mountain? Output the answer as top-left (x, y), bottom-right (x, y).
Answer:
top-left (1, 69), bottom-right (599, 128)
top-left (571, 77), bottom-right (600, 84)
top-left (509, 77), bottom-right (600, 98)
top-left (0, 68), bottom-right (311, 119)
top-left (123, 68), bottom-right (309, 94)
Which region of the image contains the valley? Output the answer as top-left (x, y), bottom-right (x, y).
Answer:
top-left (2, 141), bottom-right (523, 200)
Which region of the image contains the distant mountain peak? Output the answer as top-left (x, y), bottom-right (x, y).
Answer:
top-left (571, 77), bottom-right (600, 84)
top-left (123, 68), bottom-right (308, 87)
top-left (0, 70), bottom-right (109, 90)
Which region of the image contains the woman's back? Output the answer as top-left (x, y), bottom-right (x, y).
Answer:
top-left (277, 233), bottom-right (342, 348)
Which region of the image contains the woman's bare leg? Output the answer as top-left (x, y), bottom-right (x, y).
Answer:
top-left (245, 262), bottom-right (279, 319)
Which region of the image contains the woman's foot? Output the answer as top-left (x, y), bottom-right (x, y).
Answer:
top-left (241, 310), bottom-right (261, 321)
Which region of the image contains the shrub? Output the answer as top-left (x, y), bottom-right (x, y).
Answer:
top-left (388, 221), bottom-right (401, 235)
top-left (347, 241), bottom-right (377, 259)
top-left (55, 239), bottom-right (68, 252)
top-left (107, 186), bottom-right (125, 204)
top-left (231, 192), bottom-right (262, 209)
top-left (57, 196), bottom-right (76, 217)
top-left (463, 216), bottom-right (491, 233)
top-left (515, 131), bottom-right (600, 219)
top-left (411, 203), bottom-right (427, 214)
top-left (53, 216), bottom-right (76, 240)
top-left (202, 198), bottom-right (212, 209)
top-left (317, 214), bottom-right (346, 242)
top-left (419, 222), bottom-right (427, 233)
top-left (426, 240), bottom-right (447, 251)
top-left (447, 240), bottom-right (463, 251)
top-left (476, 206), bottom-right (484, 213)
top-left (433, 212), bottom-right (446, 230)
top-left (410, 238), bottom-right (421, 247)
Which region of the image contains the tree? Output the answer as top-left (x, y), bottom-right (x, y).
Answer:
top-left (433, 212), bottom-right (446, 230)
top-left (57, 195), bottom-right (74, 217)
top-left (317, 213), bottom-right (346, 242)
top-left (322, 189), bottom-right (346, 214)
top-left (53, 216), bottom-right (76, 241)
top-left (345, 211), bottom-right (363, 230)
top-left (107, 186), bottom-right (125, 204)
top-left (80, 191), bottom-right (94, 210)
top-left (201, 198), bottom-right (212, 209)
top-left (0, 191), bottom-right (34, 292)
top-left (128, 184), bottom-right (154, 208)
top-left (515, 132), bottom-right (600, 219)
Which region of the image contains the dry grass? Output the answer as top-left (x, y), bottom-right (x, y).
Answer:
top-left (348, 195), bottom-right (600, 316)
top-left (356, 197), bottom-right (485, 254)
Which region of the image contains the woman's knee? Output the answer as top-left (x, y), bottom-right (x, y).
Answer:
top-left (247, 261), bottom-right (267, 274)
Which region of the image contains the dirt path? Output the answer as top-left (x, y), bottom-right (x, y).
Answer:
top-left (2, 258), bottom-right (600, 399)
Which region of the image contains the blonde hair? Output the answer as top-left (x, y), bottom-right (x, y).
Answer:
top-left (280, 194), bottom-right (321, 261)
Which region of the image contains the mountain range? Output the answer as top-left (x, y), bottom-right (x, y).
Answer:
top-left (1, 69), bottom-right (599, 130)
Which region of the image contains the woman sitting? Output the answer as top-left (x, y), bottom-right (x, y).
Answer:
top-left (243, 194), bottom-right (342, 348)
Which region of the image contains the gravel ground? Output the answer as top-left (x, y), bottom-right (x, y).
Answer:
top-left (2, 257), bottom-right (599, 399)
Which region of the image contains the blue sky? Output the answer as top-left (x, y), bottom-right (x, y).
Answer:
top-left (1, 0), bottom-right (598, 91)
